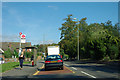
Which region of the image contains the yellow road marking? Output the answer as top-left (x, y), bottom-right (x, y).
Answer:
top-left (70, 70), bottom-right (75, 73)
top-left (65, 66), bottom-right (75, 74)
top-left (33, 65), bottom-right (75, 75)
top-left (33, 71), bottom-right (39, 75)
top-left (33, 64), bottom-right (44, 75)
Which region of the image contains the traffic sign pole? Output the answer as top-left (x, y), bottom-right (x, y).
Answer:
top-left (19, 33), bottom-right (26, 56)
top-left (19, 32), bottom-right (22, 56)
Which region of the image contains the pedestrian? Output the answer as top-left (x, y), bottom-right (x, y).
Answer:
top-left (31, 55), bottom-right (34, 66)
top-left (19, 52), bottom-right (25, 70)
top-left (31, 55), bottom-right (34, 61)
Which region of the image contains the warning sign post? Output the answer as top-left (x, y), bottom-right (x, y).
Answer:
top-left (19, 32), bottom-right (26, 56)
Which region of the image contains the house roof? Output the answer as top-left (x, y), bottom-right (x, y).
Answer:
top-left (0, 42), bottom-right (31, 51)
top-left (0, 48), bottom-right (4, 53)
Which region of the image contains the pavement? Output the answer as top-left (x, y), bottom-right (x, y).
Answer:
top-left (1, 60), bottom-right (43, 78)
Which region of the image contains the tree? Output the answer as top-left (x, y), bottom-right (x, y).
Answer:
top-left (59, 14), bottom-right (77, 59)
top-left (59, 15), bottom-right (120, 61)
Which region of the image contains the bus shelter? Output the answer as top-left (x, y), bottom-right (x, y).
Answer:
top-left (25, 47), bottom-right (37, 66)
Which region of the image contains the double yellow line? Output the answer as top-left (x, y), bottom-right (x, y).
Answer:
top-left (33, 65), bottom-right (75, 75)
top-left (33, 71), bottom-right (39, 75)
top-left (33, 64), bottom-right (44, 75)
top-left (64, 66), bottom-right (75, 74)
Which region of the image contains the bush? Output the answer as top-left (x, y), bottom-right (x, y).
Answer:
top-left (24, 51), bottom-right (34, 58)
top-left (89, 50), bottom-right (95, 59)
top-left (102, 55), bottom-right (111, 61)
top-left (60, 49), bottom-right (65, 58)
top-left (14, 49), bottom-right (18, 58)
top-left (4, 49), bottom-right (13, 58)
top-left (64, 54), bottom-right (69, 60)
top-left (108, 45), bottom-right (119, 59)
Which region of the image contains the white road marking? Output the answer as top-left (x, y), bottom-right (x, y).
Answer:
top-left (64, 63), bottom-right (69, 66)
top-left (81, 71), bottom-right (96, 78)
top-left (64, 64), bottom-right (77, 70)
top-left (71, 67), bottom-right (77, 70)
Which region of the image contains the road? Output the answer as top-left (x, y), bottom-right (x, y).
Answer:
top-left (2, 60), bottom-right (120, 80)
top-left (29, 60), bottom-right (120, 79)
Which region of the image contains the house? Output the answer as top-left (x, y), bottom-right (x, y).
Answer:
top-left (0, 42), bottom-right (32, 53)
top-left (0, 48), bottom-right (5, 60)
top-left (0, 48), bottom-right (4, 53)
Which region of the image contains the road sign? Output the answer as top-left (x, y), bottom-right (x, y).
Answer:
top-left (21, 34), bottom-right (26, 39)
top-left (20, 34), bottom-right (26, 43)
top-left (19, 32), bottom-right (22, 35)
top-left (21, 38), bottom-right (26, 43)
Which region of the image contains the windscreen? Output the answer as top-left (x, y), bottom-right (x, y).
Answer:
top-left (46, 55), bottom-right (61, 60)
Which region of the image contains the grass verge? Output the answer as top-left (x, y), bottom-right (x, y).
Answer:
top-left (0, 61), bottom-right (30, 73)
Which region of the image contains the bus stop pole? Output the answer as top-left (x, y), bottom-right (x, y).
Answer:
top-left (34, 48), bottom-right (37, 66)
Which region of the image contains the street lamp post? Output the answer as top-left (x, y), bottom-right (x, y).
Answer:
top-left (73, 18), bottom-right (79, 60)
top-left (43, 34), bottom-right (46, 59)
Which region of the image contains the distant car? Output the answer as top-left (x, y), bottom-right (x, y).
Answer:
top-left (45, 55), bottom-right (63, 70)
top-left (0, 58), bottom-right (5, 64)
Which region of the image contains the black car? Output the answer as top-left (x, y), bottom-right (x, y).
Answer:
top-left (45, 55), bottom-right (63, 70)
